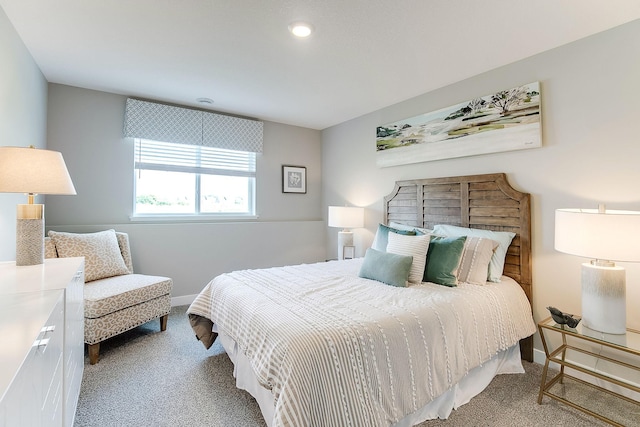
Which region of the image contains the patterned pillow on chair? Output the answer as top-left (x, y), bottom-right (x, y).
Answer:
top-left (48, 229), bottom-right (131, 282)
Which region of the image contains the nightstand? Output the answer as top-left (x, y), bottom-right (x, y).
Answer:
top-left (538, 316), bottom-right (640, 426)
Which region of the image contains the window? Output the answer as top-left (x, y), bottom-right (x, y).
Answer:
top-left (134, 138), bottom-right (256, 217)
top-left (123, 98), bottom-right (263, 219)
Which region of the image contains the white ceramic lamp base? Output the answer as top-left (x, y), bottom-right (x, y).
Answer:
top-left (337, 230), bottom-right (354, 261)
top-left (581, 262), bottom-right (626, 334)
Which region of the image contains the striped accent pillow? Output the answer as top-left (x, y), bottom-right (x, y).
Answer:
top-left (386, 232), bottom-right (430, 284)
top-left (457, 237), bottom-right (499, 285)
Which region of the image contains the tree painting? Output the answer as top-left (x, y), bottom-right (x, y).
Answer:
top-left (489, 86), bottom-right (533, 115)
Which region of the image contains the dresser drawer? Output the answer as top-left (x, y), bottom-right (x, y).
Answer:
top-left (0, 258), bottom-right (84, 427)
top-left (0, 291), bottom-right (64, 427)
top-left (39, 296), bottom-right (64, 425)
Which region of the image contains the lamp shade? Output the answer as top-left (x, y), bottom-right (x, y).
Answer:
top-left (328, 206), bottom-right (364, 229)
top-left (555, 208), bottom-right (640, 263)
top-left (0, 146), bottom-right (76, 195)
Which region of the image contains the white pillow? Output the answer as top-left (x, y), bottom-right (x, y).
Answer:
top-left (432, 224), bottom-right (515, 282)
top-left (456, 237), bottom-right (499, 285)
top-left (386, 232), bottom-right (430, 284)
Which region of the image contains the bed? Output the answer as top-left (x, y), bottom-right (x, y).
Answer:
top-left (188, 173), bottom-right (536, 427)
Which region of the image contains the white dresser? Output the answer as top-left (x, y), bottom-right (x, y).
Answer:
top-left (0, 258), bottom-right (84, 427)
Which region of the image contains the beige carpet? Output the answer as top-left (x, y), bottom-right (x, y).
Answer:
top-left (75, 306), bottom-right (634, 426)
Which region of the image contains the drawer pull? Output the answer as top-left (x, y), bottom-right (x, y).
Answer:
top-left (33, 338), bottom-right (50, 352)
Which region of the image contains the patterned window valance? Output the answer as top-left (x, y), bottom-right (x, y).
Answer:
top-left (123, 98), bottom-right (263, 153)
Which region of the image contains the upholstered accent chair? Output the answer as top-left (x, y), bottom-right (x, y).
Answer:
top-left (45, 230), bottom-right (172, 364)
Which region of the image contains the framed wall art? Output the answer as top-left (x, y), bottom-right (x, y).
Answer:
top-left (282, 165), bottom-right (306, 194)
top-left (376, 82), bottom-right (541, 167)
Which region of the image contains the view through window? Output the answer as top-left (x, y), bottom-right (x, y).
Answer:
top-left (134, 139), bottom-right (256, 216)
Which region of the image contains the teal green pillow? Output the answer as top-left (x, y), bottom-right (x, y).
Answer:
top-left (432, 224), bottom-right (514, 282)
top-left (359, 248), bottom-right (413, 287)
top-left (424, 236), bottom-right (467, 287)
top-left (371, 223), bottom-right (416, 252)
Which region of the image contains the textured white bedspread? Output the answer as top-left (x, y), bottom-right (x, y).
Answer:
top-left (188, 259), bottom-right (535, 427)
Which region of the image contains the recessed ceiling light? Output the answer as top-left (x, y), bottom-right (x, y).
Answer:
top-left (288, 22), bottom-right (313, 38)
top-left (196, 97), bottom-right (214, 105)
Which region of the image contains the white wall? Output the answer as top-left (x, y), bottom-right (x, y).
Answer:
top-left (45, 84), bottom-right (325, 299)
top-left (321, 19), bottom-right (640, 363)
top-left (0, 7), bottom-right (48, 261)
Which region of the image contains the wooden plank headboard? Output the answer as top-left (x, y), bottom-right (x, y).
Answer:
top-left (383, 173), bottom-right (533, 361)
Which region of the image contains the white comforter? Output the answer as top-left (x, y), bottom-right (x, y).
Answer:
top-left (188, 259), bottom-right (535, 427)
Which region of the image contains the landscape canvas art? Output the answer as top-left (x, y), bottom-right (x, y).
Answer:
top-left (376, 82), bottom-right (541, 167)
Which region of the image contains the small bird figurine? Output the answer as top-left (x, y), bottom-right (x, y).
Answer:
top-left (547, 306), bottom-right (581, 328)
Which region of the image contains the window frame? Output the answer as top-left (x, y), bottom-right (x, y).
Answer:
top-left (130, 138), bottom-right (258, 221)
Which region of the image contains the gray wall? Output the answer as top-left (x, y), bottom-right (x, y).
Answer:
top-left (322, 20), bottom-right (640, 364)
top-left (0, 7), bottom-right (48, 261)
top-left (45, 84), bottom-right (325, 301)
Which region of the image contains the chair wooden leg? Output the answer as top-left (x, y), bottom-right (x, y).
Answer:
top-left (88, 343), bottom-right (100, 365)
top-left (160, 314), bottom-right (168, 331)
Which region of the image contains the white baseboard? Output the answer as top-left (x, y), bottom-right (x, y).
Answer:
top-left (533, 348), bottom-right (547, 366)
top-left (171, 294), bottom-right (197, 307)
top-left (533, 348), bottom-right (640, 401)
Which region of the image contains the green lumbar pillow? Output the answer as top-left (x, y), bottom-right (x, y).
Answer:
top-left (359, 248), bottom-right (413, 287)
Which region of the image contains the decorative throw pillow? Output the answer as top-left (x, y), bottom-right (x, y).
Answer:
top-left (457, 237), bottom-right (499, 285)
top-left (424, 236), bottom-right (467, 287)
top-left (359, 248), bottom-right (413, 287)
top-left (48, 229), bottom-right (131, 282)
top-left (115, 232), bottom-right (134, 274)
top-left (386, 232), bottom-right (430, 284)
top-left (432, 224), bottom-right (515, 282)
top-left (44, 237), bottom-right (58, 259)
top-left (371, 223), bottom-right (416, 252)
top-left (389, 221), bottom-right (433, 235)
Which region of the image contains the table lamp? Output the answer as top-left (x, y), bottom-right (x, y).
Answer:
top-left (555, 205), bottom-right (640, 334)
top-left (0, 146), bottom-right (76, 266)
top-left (328, 206), bottom-right (364, 260)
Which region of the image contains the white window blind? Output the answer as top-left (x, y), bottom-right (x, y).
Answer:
top-left (133, 138), bottom-right (256, 217)
top-left (135, 139), bottom-right (256, 178)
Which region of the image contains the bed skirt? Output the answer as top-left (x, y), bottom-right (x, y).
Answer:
top-left (216, 325), bottom-right (524, 427)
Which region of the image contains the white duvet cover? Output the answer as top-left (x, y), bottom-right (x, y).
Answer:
top-left (188, 259), bottom-right (535, 427)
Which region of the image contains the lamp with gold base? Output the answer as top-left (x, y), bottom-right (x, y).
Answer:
top-left (0, 146), bottom-right (76, 266)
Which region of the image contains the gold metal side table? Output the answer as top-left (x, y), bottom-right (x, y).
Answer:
top-left (538, 316), bottom-right (640, 426)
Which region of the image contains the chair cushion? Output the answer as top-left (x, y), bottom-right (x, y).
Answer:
top-left (84, 294), bottom-right (171, 344)
top-left (48, 229), bottom-right (130, 282)
top-left (84, 274), bottom-right (172, 318)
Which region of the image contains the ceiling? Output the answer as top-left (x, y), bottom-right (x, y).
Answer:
top-left (2, 1), bottom-right (640, 130)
